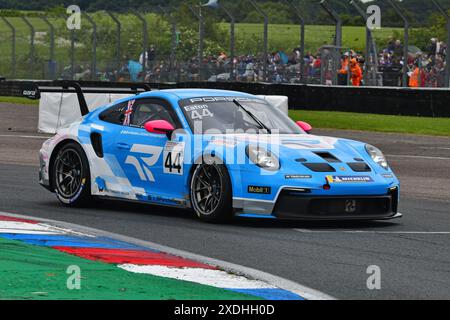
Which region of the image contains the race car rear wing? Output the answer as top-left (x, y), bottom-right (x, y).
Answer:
top-left (0, 79), bottom-right (152, 116)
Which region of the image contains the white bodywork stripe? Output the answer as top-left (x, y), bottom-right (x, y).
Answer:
top-left (91, 124), bottom-right (104, 131)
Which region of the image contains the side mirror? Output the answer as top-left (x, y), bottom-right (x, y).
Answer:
top-left (144, 120), bottom-right (175, 139)
top-left (296, 121), bottom-right (313, 134)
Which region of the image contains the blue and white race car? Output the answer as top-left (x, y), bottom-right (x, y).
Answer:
top-left (39, 89), bottom-right (401, 222)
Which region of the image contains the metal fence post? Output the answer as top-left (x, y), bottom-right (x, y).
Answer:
top-left (71, 29), bottom-right (75, 80)
top-left (131, 10), bottom-right (148, 80)
top-left (39, 15), bottom-right (55, 79)
top-left (283, 0), bottom-right (306, 83)
top-left (248, 0), bottom-right (268, 81)
top-left (83, 13), bottom-right (97, 80)
top-left (445, 23), bottom-right (450, 87)
top-left (1, 17), bottom-right (16, 78)
top-left (62, 13), bottom-right (75, 80)
top-left (320, 1), bottom-right (344, 85)
top-left (431, 0), bottom-right (450, 87)
top-left (320, 0), bottom-right (342, 47)
top-left (188, 5), bottom-right (204, 80)
top-left (159, 5), bottom-right (177, 82)
top-left (106, 11), bottom-right (121, 74)
top-left (386, 0), bottom-right (409, 87)
top-left (21, 16), bottom-right (36, 79)
top-left (170, 13), bottom-right (178, 82)
top-left (350, 0), bottom-right (376, 86)
top-left (221, 5), bottom-right (236, 80)
top-left (199, 7), bottom-right (205, 80)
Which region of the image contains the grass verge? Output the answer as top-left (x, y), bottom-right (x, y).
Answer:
top-left (290, 110), bottom-right (450, 137)
top-left (218, 23), bottom-right (400, 53)
top-left (0, 96), bottom-right (38, 105)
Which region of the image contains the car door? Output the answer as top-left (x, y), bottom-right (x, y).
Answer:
top-left (95, 100), bottom-right (140, 199)
top-left (113, 98), bottom-right (188, 206)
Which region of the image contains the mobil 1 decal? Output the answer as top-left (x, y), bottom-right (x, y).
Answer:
top-left (163, 141), bottom-right (185, 175)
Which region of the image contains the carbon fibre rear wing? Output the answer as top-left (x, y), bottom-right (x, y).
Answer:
top-left (0, 79), bottom-right (152, 116)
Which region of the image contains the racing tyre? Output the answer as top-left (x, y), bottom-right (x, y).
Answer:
top-left (190, 164), bottom-right (232, 223)
top-left (52, 142), bottom-right (91, 207)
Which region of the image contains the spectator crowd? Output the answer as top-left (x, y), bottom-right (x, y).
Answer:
top-left (65, 37), bottom-right (448, 88)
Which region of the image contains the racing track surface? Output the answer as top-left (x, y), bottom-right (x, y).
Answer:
top-left (1, 103), bottom-right (450, 300)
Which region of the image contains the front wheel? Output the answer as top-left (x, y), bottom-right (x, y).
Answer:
top-left (52, 142), bottom-right (91, 206)
top-left (190, 164), bottom-right (232, 223)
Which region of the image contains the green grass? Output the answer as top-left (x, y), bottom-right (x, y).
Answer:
top-left (0, 16), bottom-right (122, 79)
top-left (290, 110), bottom-right (450, 137)
top-left (0, 16), bottom-right (65, 78)
top-left (219, 23), bottom-right (402, 53)
top-left (0, 96), bottom-right (38, 105)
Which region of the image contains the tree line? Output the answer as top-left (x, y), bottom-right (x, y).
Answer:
top-left (0, 0), bottom-right (448, 27)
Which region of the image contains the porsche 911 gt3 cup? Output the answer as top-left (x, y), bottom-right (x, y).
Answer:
top-left (39, 89), bottom-right (401, 222)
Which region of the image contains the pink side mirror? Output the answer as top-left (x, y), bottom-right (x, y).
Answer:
top-left (144, 120), bottom-right (175, 138)
top-left (296, 121), bottom-right (313, 134)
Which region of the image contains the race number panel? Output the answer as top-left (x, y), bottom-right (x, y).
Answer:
top-left (163, 141), bottom-right (185, 175)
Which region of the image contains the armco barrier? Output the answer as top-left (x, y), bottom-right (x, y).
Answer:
top-left (165, 82), bottom-right (450, 118)
top-left (1, 79), bottom-right (449, 118)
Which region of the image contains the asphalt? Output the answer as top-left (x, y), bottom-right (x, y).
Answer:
top-left (0, 103), bottom-right (449, 300)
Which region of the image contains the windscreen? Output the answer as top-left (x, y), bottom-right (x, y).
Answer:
top-left (179, 97), bottom-right (304, 135)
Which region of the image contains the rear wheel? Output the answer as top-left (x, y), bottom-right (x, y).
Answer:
top-left (52, 142), bottom-right (91, 206)
top-left (190, 164), bottom-right (232, 223)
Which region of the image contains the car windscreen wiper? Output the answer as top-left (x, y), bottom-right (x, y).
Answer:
top-left (232, 99), bottom-right (272, 134)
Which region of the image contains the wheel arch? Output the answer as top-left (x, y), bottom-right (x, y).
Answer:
top-left (188, 152), bottom-right (237, 200)
top-left (188, 149), bottom-right (245, 205)
top-left (48, 139), bottom-right (84, 191)
top-left (188, 153), bottom-right (231, 184)
top-left (188, 157), bottom-right (234, 221)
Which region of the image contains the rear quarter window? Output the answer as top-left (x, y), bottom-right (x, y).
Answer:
top-left (99, 103), bottom-right (128, 125)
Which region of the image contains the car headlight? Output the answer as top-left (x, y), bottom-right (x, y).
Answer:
top-left (246, 145), bottom-right (280, 171)
top-left (365, 144), bottom-right (389, 170)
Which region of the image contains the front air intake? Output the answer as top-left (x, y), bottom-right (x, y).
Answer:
top-left (314, 152), bottom-right (341, 163)
top-left (347, 162), bottom-right (372, 172)
top-left (302, 163), bottom-right (336, 172)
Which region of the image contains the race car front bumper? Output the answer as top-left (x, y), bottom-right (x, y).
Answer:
top-left (234, 186), bottom-right (401, 221)
top-left (272, 187), bottom-right (400, 220)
